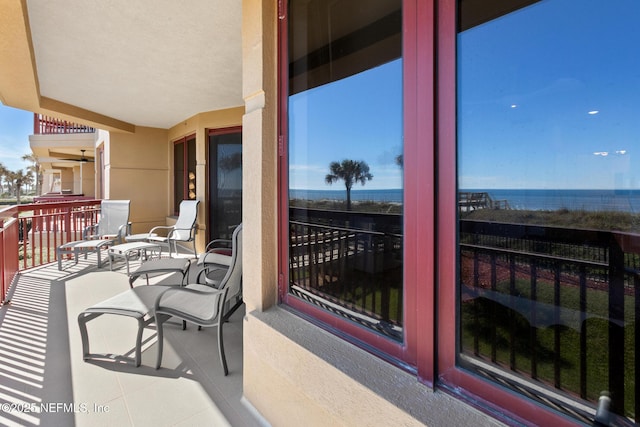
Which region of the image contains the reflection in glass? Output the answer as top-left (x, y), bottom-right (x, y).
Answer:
top-left (209, 131), bottom-right (242, 240)
top-left (457, 0), bottom-right (639, 422)
top-left (287, 0), bottom-right (403, 340)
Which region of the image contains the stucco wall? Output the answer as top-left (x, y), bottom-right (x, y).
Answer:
top-left (107, 127), bottom-right (169, 234)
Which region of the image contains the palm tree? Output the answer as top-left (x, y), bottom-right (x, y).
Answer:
top-left (22, 153), bottom-right (42, 196)
top-left (0, 162), bottom-right (8, 195)
top-left (5, 169), bottom-right (33, 204)
top-left (325, 159), bottom-right (373, 210)
top-left (3, 170), bottom-right (16, 197)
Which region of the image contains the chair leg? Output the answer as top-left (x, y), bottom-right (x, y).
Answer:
top-left (134, 317), bottom-right (145, 367)
top-left (217, 320), bottom-right (228, 376)
top-left (155, 314), bottom-right (168, 369)
top-left (78, 312), bottom-right (101, 361)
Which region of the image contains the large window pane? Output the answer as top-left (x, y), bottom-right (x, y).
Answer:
top-left (457, 0), bottom-right (639, 422)
top-left (288, 0), bottom-right (404, 341)
top-left (209, 130), bottom-right (242, 240)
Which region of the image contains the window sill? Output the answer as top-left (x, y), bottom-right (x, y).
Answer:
top-left (245, 306), bottom-right (505, 426)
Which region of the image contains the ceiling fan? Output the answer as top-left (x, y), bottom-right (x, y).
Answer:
top-left (51, 149), bottom-right (95, 162)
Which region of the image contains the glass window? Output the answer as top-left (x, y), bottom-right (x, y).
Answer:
top-left (208, 128), bottom-right (242, 240)
top-left (287, 0), bottom-right (404, 342)
top-left (173, 135), bottom-right (196, 214)
top-left (457, 0), bottom-right (639, 423)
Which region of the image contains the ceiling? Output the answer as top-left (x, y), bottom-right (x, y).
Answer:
top-left (5, 0), bottom-right (243, 130)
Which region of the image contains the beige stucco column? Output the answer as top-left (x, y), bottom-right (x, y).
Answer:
top-left (242, 0), bottom-right (279, 313)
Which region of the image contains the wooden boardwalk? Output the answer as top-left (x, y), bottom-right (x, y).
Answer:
top-left (458, 192), bottom-right (510, 212)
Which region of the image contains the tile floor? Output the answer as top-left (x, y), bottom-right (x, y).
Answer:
top-left (0, 254), bottom-right (265, 427)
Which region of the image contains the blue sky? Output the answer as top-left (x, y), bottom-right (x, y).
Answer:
top-left (0, 103), bottom-right (35, 172)
top-left (288, 59), bottom-right (403, 191)
top-left (289, 0), bottom-right (640, 192)
top-left (458, 0), bottom-right (640, 190)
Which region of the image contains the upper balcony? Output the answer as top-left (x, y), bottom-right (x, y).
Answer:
top-left (33, 114), bottom-right (96, 135)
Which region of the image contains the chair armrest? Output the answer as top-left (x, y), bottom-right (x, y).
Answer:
top-left (148, 225), bottom-right (174, 237)
top-left (154, 286), bottom-right (227, 311)
top-left (205, 239), bottom-right (232, 251)
top-left (198, 250), bottom-right (232, 266)
top-left (116, 223), bottom-right (131, 243)
top-left (83, 224), bottom-right (98, 240)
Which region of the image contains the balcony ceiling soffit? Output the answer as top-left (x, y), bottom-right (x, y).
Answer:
top-left (26, 0), bottom-right (243, 129)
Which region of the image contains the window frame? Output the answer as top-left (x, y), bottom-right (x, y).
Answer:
top-left (277, 0), bottom-right (433, 376)
top-left (207, 126), bottom-right (243, 241)
top-left (277, 0), bottom-right (581, 424)
top-left (435, 1), bottom-right (590, 425)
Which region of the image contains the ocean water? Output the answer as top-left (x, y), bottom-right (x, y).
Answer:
top-left (290, 188), bottom-right (640, 213)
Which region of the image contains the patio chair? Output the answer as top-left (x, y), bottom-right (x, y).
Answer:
top-left (154, 223), bottom-right (242, 375)
top-left (144, 200), bottom-right (199, 257)
top-left (194, 224), bottom-right (240, 287)
top-left (57, 200), bottom-right (131, 270)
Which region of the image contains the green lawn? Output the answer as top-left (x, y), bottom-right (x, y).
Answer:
top-left (461, 276), bottom-right (636, 419)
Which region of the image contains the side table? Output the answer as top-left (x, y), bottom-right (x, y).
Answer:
top-left (108, 242), bottom-right (162, 275)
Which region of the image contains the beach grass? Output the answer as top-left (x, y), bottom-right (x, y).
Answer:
top-left (290, 198), bottom-right (402, 214)
top-left (462, 208), bottom-right (640, 232)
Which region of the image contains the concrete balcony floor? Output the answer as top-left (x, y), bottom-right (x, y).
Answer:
top-left (0, 253), bottom-right (265, 427)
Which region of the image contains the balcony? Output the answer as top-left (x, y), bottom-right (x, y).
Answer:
top-left (2, 199), bottom-right (638, 424)
top-left (0, 201), bottom-right (261, 426)
top-left (33, 114), bottom-right (95, 135)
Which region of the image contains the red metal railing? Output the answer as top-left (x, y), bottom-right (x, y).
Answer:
top-left (0, 199), bottom-right (101, 303)
top-left (33, 114), bottom-right (96, 135)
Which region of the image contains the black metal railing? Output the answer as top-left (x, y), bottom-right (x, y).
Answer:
top-left (289, 208), bottom-right (403, 340)
top-left (287, 209), bottom-right (637, 421)
top-left (459, 219), bottom-right (638, 422)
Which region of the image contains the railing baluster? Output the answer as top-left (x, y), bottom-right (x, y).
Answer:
top-left (509, 253), bottom-right (516, 371)
top-left (635, 273), bottom-right (640, 422)
top-left (579, 265), bottom-right (587, 399)
top-left (490, 252), bottom-right (497, 363)
top-left (473, 248), bottom-right (480, 356)
top-left (608, 238), bottom-right (625, 414)
top-left (554, 261), bottom-right (561, 389)
top-left (530, 260), bottom-right (537, 379)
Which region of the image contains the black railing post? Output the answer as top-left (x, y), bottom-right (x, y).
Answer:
top-left (607, 236), bottom-right (625, 415)
top-left (634, 273), bottom-right (640, 421)
top-left (579, 265), bottom-right (587, 399)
